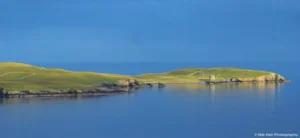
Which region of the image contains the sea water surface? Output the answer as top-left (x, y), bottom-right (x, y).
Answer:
top-left (0, 62), bottom-right (299, 138)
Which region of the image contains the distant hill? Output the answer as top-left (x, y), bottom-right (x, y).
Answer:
top-left (136, 68), bottom-right (286, 83)
top-left (0, 62), bottom-right (288, 93)
top-left (0, 62), bottom-right (136, 91)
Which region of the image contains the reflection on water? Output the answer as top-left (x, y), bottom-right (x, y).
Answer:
top-left (0, 92), bottom-right (136, 106)
top-left (0, 87), bottom-right (146, 106)
top-left (164, 82), bottom-right (284, 110)
top-left (164, 82), bottom-right (283, 92)
top-left (0, 81), bottom-right (297, 138)
top-left (0, 83), bottom-right (284, 107)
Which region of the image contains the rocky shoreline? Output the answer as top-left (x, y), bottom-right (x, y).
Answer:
top-left (205, 79), bottom-right (291, 85)
top-left (0, 83), bottom-right (147, 98)
top-left (0, 79), bottom-right (291, 98)
top-left (145, 79), bottom-right (291, 85)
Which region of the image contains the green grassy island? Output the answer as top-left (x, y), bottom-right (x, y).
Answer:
top-left (0, 62), bottom-right (290, 98)
top-left (136, 68), bottom-right (289, 84)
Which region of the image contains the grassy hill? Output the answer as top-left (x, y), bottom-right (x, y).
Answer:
top-left (136, 68), bottom-right (286, 83)
top-left (0, 62), bottom-right (136, 91)
top-left (0, 62), bottom-right (288, 92)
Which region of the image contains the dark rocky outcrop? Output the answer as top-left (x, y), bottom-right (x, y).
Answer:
top-left (0, 87), bottom-right (4, 98)
top-left (146, 83), bottom-right (166, 88)
top-left (158, 83), bottom-right (166, 88)
top-left (1, 79), bottom-right (146, 98)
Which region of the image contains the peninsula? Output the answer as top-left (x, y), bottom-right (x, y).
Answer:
top-left (136, 68), bottom-right (289, 84)
top-left (0, 62), bottom-right (290, 98)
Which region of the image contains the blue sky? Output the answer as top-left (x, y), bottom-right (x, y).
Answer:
top-left (0, 0), bottom-right (299, 62)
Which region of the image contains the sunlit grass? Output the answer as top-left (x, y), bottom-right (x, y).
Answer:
top-left (0, 62), bottom-right (134, 91)
top-left (0, 62), bottom-right (286, 91)
top-left (136, 68), bottom-right (282, 83)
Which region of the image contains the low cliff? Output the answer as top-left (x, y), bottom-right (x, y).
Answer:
top-left (0, 79), bottom-right (145, 98)
top-left (229, 73), bottom-right (285, 82)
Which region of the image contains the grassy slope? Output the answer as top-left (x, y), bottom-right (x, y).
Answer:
top-left (0, 62), bottom-right (133, 91)
top-left (136, 68), bottom-right (285, 83)
top-left (0, 63), bottom-right (287, 91)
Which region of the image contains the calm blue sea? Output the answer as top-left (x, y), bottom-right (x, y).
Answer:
top-left (0, 62), bottom-right (299, 138)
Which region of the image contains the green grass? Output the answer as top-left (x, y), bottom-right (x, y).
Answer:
top-left (136, 68), bottom-right (284, 83)
top-left (0, 62), bottom-right (287, 91)
top-left (0, 62), bottom-right (134, 91)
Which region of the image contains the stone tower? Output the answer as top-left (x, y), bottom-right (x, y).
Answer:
top-left (209, 75), bottom-right (216, 82)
